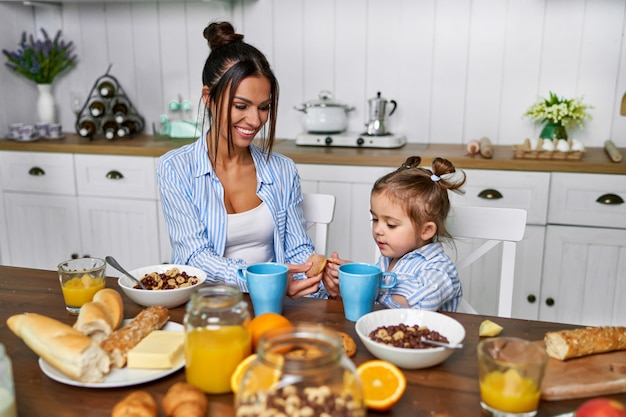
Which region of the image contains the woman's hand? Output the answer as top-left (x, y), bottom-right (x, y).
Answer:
top-left (322, 252), bottom-right (349, 298)
top-left (285, 262), bottom-right (322, 299)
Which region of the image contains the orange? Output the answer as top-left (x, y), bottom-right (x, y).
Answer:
top-left (248, 313), bottom-right (293, 351)
top-left (230, 353), bottom-right (282, 394)
top-left (356, 360), bottom-right (407, 411)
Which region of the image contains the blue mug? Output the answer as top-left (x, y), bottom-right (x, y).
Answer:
top-left (338, 263), bottom-right (397, 322)
top-left (237, 262), bottom-right (288, 315)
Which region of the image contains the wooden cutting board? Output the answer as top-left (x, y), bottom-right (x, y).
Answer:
top-left (540, 344), bottom-right (626, 401)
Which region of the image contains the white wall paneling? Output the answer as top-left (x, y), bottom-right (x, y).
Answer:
top-left (0, 0), bottom-right (624, 147)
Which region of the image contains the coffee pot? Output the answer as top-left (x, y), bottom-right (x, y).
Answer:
top-left (366, 91), bottom-right (397, 136)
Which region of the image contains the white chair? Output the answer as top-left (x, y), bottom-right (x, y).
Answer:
top-left (446, 205), bottom-right (527, 318)
top-left (301, 193), bottom-right (336, 254)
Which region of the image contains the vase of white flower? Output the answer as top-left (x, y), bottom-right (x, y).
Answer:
top-left (36, 84), bottom-right (56, 124)
top-left (539, 121), bottom-right (568, 141)
top-left (2, 29), bottom-right (77, 123)
top-left (524, 91), bottom-right (592, 141)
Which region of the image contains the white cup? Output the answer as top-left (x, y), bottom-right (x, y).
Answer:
top-left (35, 122), bottom-right (49, 138)
top-left (48, 123), bottom-right (62, 138)
top-left (9, 123), bottom-right (23, 139)
top-left (19, 125), bottom-right (34, 141)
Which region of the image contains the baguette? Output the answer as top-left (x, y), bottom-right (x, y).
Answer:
top-left (544, 326), bottom-right (626, 360)
top-left (101, 306), bottom-right (170, 368)
top-left (6, 313), bottom-right (110, 382)
top-left (74, 288), bottom-right (124, 343)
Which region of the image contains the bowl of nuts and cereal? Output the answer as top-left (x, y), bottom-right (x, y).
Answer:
top-left (117, 264), bottom-right (207, 308)
top-left (355, 309), bottom-right (465, 369)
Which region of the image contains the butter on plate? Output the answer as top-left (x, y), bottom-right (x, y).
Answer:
top-left (127, 330), bottom-right (185, 369)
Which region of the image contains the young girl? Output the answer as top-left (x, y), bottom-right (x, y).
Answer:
top-left (323, 156), bottom-right (466, 311)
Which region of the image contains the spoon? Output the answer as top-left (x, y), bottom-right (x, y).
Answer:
top-left (105, 256), bottom-right (147, 290)
top-left (420, 337), bottom-right (464, 350)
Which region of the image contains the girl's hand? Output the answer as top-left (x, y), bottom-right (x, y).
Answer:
top-left (285, 262), bottom-right (322, 299)
top-left (322, 252), bottom-right (350, 298)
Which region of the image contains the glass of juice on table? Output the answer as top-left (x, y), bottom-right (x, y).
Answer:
top-left (478, 337), bottom-right (548, 417)
top-left (184, 285), bottom-right (251, 394)
top-left (57, 257), bottom-right (106, 314)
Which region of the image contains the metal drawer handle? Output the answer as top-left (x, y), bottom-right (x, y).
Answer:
top-left (527, 294), bottom-right (536, 303)
top-left (595, 193), bottom-right (624, 205)
top-left (545, 297), bottom-right (555, 307)
top-left (106, 170), bottom-right (124, 180)
top-left (28, 166), bottom-right (45, 176)
top-left (478, 188), bottom-right (503, 200)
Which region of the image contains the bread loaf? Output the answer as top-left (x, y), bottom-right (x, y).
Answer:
top-left (101, 305), bottom-right (170, 368)
top-left (112, 391), bottom-right (157, 417)
top-left (74, 288), bottom-right (124, 343)
top-left (544, 326), bottom-right (626, 360)
top-left (6, 313), bottom-right (110, 382)
top-left (305, 254), bottom-right (327, 277)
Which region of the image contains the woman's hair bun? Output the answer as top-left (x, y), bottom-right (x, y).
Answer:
top-left (203, 21), bottom-right (245, 50)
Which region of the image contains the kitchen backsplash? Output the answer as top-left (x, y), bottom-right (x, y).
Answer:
top-left (0, 0), bottom-right (624, 147)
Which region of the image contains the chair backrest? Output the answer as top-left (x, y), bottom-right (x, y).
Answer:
top-left (301, 193), bottom-right (336, 254)
top-left (446, 205), bottom-right (527, 318)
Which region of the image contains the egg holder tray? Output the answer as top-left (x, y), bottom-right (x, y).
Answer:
top-left (512, 138), bottom-right (584, 161)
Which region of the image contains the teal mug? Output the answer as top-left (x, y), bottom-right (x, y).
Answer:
top-left (338, 263), bottom-right (397, 321)
top-left (237, 262), bottom-right (288, 315)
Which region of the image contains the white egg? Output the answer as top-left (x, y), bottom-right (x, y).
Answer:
top-left (541, 140), bottom-right (555, 151)
top-left (556, 139), bottom-right (570, 152)
top-left (529, 138), bottom-right (539, 150)
top-left (571, 139), bottom-right (585, 152)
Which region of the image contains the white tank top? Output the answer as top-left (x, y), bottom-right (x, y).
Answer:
top-left (224, 202), bottom-right (274, 263)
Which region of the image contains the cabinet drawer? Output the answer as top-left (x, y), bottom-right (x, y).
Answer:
top-left (75, 155), bottom-right (156, 199)
top-left (448, 169), bottom-right (550, 225)
top-left (0, 151), bottom-right (75, 195)
top-left (548, 173), bottom-right (626, 229)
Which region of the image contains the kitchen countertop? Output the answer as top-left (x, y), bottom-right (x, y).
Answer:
top-left (0, 134), bottom-right (624, 174)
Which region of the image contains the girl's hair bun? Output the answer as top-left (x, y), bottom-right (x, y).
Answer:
top-left (203, 21), bottom-right (244, 50)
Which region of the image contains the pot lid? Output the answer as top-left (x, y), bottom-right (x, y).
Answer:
top-left (301, 90), bottom-right (351, 109)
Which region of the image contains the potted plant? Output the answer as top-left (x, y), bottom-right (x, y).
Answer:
top-left (2, 29), bottom-right (78, 123)
top-left (523, 91), bottom-right (592, 141)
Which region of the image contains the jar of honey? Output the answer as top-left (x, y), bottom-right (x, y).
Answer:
top-left (184, 285), bottom-right (251, 394)
top-left (235, 324), bottom-right (365, 417)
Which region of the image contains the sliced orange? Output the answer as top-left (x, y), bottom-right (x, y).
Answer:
top-left (230, 354), bottom-right (257, 394)
top-left (230, 353), bottom-right (282, 394)
top-left (248, 313), bottom-right (293, 351)
top-left (356, 360), bottom-right (407, 411)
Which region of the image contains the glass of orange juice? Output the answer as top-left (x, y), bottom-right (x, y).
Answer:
top-left (478, 337), bottom-right (548, 417)
top-left (184, 285), bottom-right (251, 394)
top-left (57, 257), bottom-right (106, 314)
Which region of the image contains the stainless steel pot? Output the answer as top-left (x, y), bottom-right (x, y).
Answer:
top-left (294, 91), bottom-right (355, 133)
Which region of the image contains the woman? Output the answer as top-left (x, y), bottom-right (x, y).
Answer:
top-left (157, 21), bottom-right (321, 298)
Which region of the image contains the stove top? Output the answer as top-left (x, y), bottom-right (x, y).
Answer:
top-left (295, 132), bottom-right (406, 149)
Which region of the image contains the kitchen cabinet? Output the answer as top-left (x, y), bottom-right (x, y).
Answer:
top-left (0, 151), bottom-right (162, 272)
top-left (540, 173), bottom-right (626, 326)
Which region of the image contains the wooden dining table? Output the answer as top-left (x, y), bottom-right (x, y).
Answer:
top-left (1, 265), bottom-right (625, 417)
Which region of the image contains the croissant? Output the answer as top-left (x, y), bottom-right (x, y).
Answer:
top-left (111, 391), bottom-right (157, 417)
top-left (162, 382), bottom-right (208, 417)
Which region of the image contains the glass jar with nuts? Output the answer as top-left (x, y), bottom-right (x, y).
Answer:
top-left (235, 324), bottom-right (365, 417)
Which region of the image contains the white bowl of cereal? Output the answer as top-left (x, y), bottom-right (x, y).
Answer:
top-left (117, 264), bottom-right (207, 308)
top-left (355, 309), bottom-right (465, 369)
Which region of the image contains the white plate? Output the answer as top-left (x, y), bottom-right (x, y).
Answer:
top-left (39, 321), bottom-right (184, 388)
